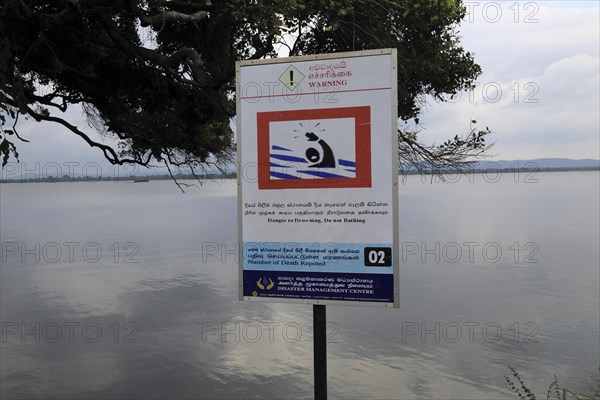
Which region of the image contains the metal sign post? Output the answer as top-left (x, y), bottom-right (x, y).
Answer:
top-left (313, 304), bottom-right (327, 400)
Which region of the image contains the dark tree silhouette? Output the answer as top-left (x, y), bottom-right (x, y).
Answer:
top-left (1, 0), bottom-right (491, 176)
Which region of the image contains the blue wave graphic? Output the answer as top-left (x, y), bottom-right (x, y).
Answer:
top-left (270, 150), bottom-right (356, 180)
top-left (271, 145), bottom-right (293, 152)
top-left (270, 153), bottom-right (308, 163)
top-left (270, 171), bottom-right (300, 180)
top-left (297, 170), bottom-right (349, 179)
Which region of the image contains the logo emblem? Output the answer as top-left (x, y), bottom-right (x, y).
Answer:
top-left (257, 276), bottom-right (275, 290)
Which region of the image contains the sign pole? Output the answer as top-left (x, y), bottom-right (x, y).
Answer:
top-left (313, 304), bottom-right (327, 400)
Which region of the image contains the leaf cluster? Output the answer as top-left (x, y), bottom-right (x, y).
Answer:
top-left (1, 0), bottom-right (487, 176)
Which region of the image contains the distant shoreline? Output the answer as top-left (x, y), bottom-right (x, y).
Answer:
top-left (1, 167), bottom-right (598, 184)
top-left (399, 166), bottom-right (600, 176)
top-left (0, 173), bottom-right (235, 183)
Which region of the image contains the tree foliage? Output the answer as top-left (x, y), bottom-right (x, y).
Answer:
top-left (0, 0), bottom-right (491, 174)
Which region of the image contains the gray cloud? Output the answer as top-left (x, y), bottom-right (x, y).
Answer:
top-left (417, 2), bottom-right (599, 160)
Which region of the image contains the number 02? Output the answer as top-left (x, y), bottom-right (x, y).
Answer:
top-left (368, 250), bottom-right (386, 264)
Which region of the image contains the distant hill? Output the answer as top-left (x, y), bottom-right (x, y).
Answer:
top-left (398, 158), bottom-right (600, 174)
top-left (471, 158), bottom-right (600, 170)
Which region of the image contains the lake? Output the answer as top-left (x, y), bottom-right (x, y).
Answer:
top-left (1, 171), bottom-right (598, 399)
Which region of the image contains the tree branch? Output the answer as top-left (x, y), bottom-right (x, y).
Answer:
top-left (23, 103), bottom-right (149, 166)
top-left (138, 10), bottom-right (210, 28)
top-left (398, 123), bottom-right (494, 181)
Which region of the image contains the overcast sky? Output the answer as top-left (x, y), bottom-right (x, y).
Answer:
top-left (418, 0), bottom-right (600, 161)
top-left (4, 0), bottom-right (599, 178)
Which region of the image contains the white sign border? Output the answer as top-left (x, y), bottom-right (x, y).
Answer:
top-left (236, 48), bottom-right (399, 308)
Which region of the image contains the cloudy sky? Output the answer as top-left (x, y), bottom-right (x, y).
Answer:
top-left (4, 0), bottom-right (599, 178)
top-left (418, 0), bottom-right (600, 160)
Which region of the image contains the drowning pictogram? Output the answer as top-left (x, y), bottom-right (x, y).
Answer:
top-left (304, 129), bottom-right (336, 168)
top-left (257, 106), bottom-right (372, 190)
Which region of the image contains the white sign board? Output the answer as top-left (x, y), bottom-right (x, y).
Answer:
top-left (237, 49), bottom-right (398, 307)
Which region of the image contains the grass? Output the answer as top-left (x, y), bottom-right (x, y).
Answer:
top-left (505, 366), bottom-right (600, 400)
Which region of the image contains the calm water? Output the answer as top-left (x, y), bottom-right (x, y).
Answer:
top-left (1, 171), bottom-right (599, 399)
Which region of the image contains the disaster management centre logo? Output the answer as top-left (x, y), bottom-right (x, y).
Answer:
top-left (257, 106), bottom-right (372, 189)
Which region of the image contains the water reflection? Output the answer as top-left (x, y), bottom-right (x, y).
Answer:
top-left (1, 173), bottom-right (598, 398)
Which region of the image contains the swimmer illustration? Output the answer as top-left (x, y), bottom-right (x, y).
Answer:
top-left (259, 108), bottom-right (370, 188)
top-left (304, 131), bottom-right (336, 168)
top-left (266, 117), bottom-right (359, 183)
top-left (294, 122), bottom-right (336, 168)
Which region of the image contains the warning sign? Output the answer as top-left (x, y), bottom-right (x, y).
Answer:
top-left (279, 64), bottom-right (305, 91)
top-left (236, 49), bottom-right (399, 308)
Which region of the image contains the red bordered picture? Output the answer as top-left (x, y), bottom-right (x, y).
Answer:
top-left (257, 106), bottom-right (371, 190)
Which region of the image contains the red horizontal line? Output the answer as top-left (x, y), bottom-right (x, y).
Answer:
top-left (240, 87), bottom-right (392, 100)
